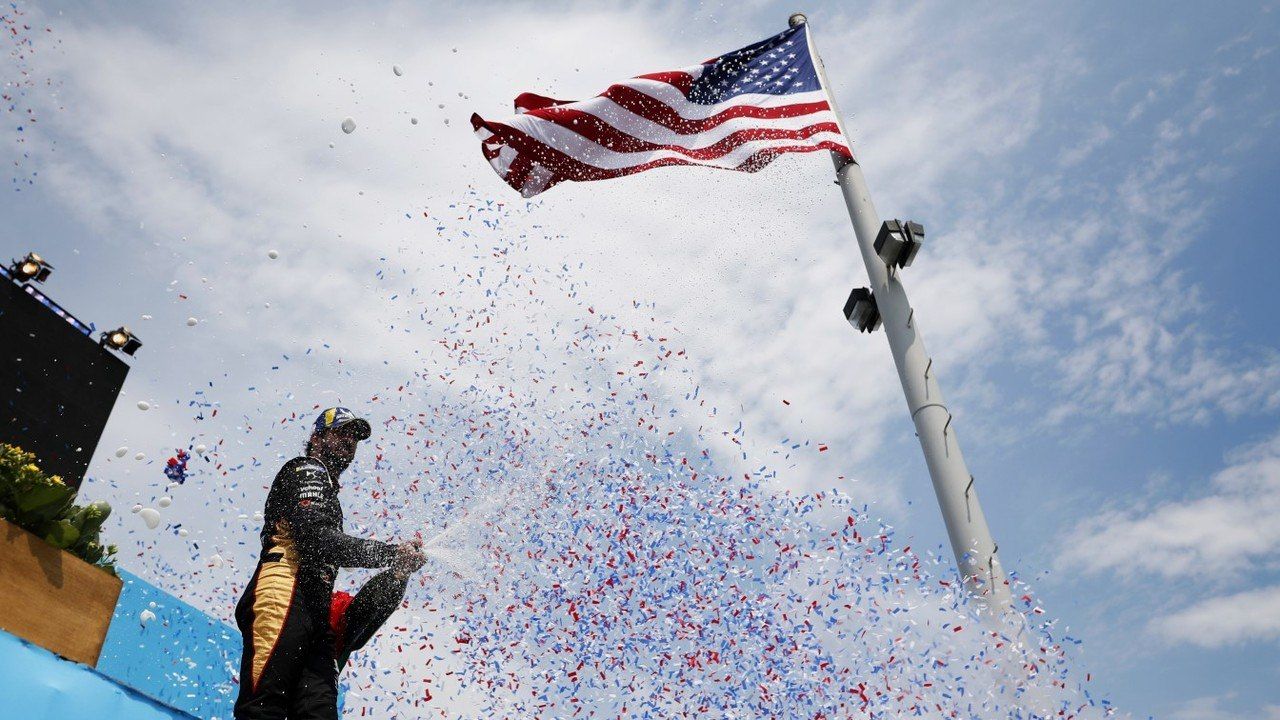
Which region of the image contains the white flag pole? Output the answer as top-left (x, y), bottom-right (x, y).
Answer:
top-left (793, 12), bottom-right (1013, 610)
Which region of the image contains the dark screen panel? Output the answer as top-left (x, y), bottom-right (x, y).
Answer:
top-left (0, 278), bottom-right (129, 489)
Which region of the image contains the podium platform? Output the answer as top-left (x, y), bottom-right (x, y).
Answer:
top-left (0, 570), bottom-right (239, 719)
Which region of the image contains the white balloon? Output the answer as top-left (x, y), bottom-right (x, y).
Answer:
top-left (131, 504), bottom-right (142, 514)
top-left (158, 496), bottom-right (172, 508)
top-left (392, 64), bottom-right (403, 76)
top-left (186, 317), bottom-right (198, 327)
top-left (178, 528), bottom-right (189, 537)
top-left (139, 609), bottom-right (156, 625)
top-left (268, 249), bottom-right (279, 259)
top-left (194, 444), bottom-right (207, 455)
top-left (134, 452), bottom-right (145, 461)
top-left (340, 117), bottom-right (356, 134)
top-left (115, 447), bottom-right (128, 458)
top-left (137, 401), bottom-right (151, 411)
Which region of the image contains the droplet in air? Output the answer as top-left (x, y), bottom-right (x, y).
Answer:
top-left (341, 117), bottom-right (356, 134)
top-left (139, 508), bottom-right (161, 529)
top-left (410, 117), bottom-right (418, 125)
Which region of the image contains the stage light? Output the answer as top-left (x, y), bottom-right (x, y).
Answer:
top-left (874, 220), bottom-right (924, 269)
top-left (842, 286), bottom-right (881, 333)
top-left (100, 326), bottom-right (143, 356)
top-left (10, 252), bottom-right (53, 283)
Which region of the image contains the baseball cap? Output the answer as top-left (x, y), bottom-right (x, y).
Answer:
top-left (313, 407), bottom-right (372, 440)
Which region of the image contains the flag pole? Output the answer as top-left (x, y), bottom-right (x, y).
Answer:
top-left (793, 12), bottom-right (1013, 611)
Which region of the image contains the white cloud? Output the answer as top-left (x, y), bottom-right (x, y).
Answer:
top-left (1058, 123), bottom-right (1113, 167)
top-left (1168, 693), bottom-right (1280, 720)
top-left (1153, 585), bottom-right (1280, 648)
top-left (1058, 429), bottom-right (1280, 580)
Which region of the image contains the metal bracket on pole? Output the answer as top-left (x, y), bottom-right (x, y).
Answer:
top-left (964, 475), bottom-right (975, 522)
top-left (987, 545), bottom-right (999, 592)
top-left (910, 402), bottom-right (948, 421)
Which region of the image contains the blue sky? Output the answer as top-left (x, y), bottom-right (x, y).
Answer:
top-left (3, 1), bottom-right (1279, 718)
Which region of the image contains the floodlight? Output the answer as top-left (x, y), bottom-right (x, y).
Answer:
top-left (100, 326), bottom-right (143, 356)
top-left (842, 286), bottom-right (881, 333)
top-left (874, 220), bottom-right (924, 269)
top-left (9, 252), bottom-right (53, 283)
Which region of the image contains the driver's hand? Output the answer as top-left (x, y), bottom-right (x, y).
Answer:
top-left (393, 541), bottom-right (427, 575)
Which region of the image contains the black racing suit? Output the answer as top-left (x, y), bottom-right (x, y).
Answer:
top-left (234, 456), bottom-right (396, 720)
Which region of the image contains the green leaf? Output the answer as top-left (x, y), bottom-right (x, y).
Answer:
top-left (43, 519), bottom-right (81, 549)
top-left (13, 482), bottom-right (74, 525)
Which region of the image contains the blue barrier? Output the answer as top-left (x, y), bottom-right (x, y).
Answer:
top-left (0, 629), bottom-right (195, 719)
top-left (96, 570), bottom-right (240, 720)
top-left (1, 569), bottom-right (354, 719)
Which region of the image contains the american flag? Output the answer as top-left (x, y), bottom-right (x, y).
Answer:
top-left (470, 23), bottom-right (852, 198)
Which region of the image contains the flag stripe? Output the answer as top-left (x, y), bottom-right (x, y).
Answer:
top-left (539, 99), bottom-right (836, 151)
top-left (477, 114), bottom-right (847, 190)
top-left (510, 111), bottom-right (843, 163)
top-left (493, 112), bottom-right (844, 171)
top-left (602, 82), bottom-right (833, 128)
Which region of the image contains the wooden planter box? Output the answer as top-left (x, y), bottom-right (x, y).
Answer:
top-left (0, 517), bottom-right (122, 666)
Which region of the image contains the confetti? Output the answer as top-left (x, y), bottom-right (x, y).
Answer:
top-left (108, 188), bottom-right (1105, 719)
